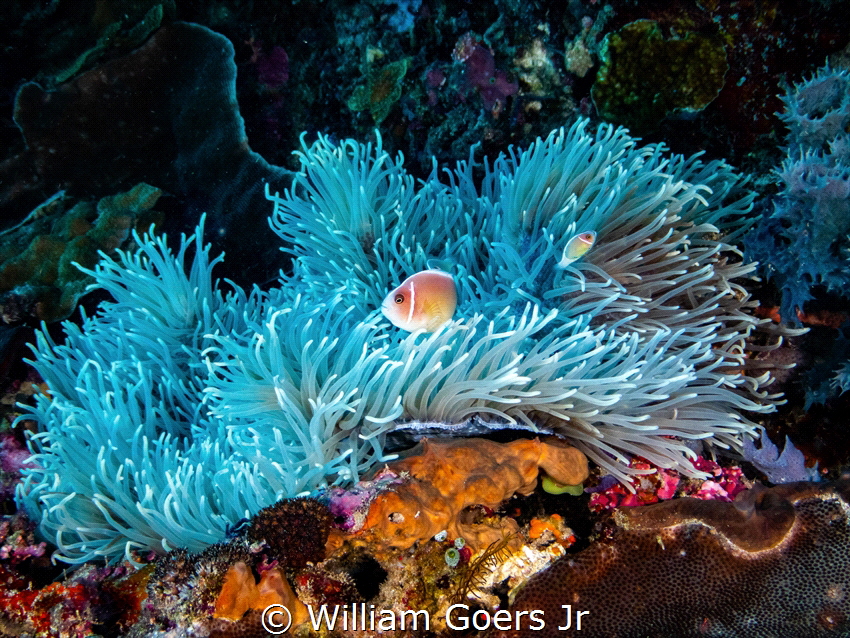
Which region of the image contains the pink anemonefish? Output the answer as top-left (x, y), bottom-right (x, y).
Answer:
top-left (381, 270), bottom-right (457, 332)
top-left (557, 231), bottom-right (596, 268)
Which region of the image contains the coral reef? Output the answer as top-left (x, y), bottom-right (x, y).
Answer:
top-left (293, 564), bottom-right (361, 609)
top-left (3, 5), bottom-right (850, 638)
top-left (0, 374), bottom-right (44, 514)
top-left (587, 461), bottom-right (679, 512)
top-left (743, 429), bottom-right (820, 483)
top-left (705, 0), bottom-right (850, 157)
top-left (591, 19), bottom-right (728, 135)
top-left (377, 535), bottom-right (564, 634)
top-left (0, 563), bottom-right (147, 637)
top-left (587, 456), bottom-right (750, 512)
top-left (498, 481), bottom-right (850, 637)
top-left (0, 513), bottom-right (47, 567)
top-left (562, 8), bottom-right (613, 81)
top-left (746, 66), bottom-right (850, 324)
top-left (19, 119), bottom-right (780, 564)
top-left (1, 429), bottom-right (34, 507)
top-left (3, 20), bottom-right (290, 287)
top-left (143, 543), bottom-right (254, 633)
top-left (129, 497), bottom-right (335, 636)
top-left (0, 183), bottom-right (163, 323)
top-left (453, 33), bottom-right (519, 116)
top-left (328, 437), bottom-right (588, 552)
top-left (2, 1), bottom-right (846, 225)
top-left (213, 561), bottom-right (307, 623)
top-left (575, 1), bottom-right (850, 163)
top-left (381, 0), bottom-right (422, 33)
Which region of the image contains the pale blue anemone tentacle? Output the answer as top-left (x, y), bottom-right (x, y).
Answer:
top-left (18, 118), bottom-right (785, 564)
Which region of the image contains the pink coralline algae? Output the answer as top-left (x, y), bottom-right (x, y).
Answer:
top-left (0, 430), bottom-right (34, 502)
top-left (0, 431), bottom-right (32, 474)
top-left (323, 467), bottom-right (406, 532)
top-left (683, 456), bottom-right (749, 501)
top-left (425, 67), bottom-right (446, 105)
top-left (453, 33), bottom-right (518, 115)
top-left (588, 457), bottom-right (749, 512)
top-left (0, 514), bottom-right (46, 566)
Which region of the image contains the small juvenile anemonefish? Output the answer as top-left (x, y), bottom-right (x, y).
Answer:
top-left (557, 231), bottom-right (597, 268)
top-left (381, 269), bottom-right (457, 332)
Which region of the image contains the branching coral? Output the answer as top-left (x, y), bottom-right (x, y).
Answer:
top-left (19, 119), bottom-right (778, 564)
top-left (746, 65), bottom-right (850, 323)
top-left (744, 66), bottom-right (850, 403)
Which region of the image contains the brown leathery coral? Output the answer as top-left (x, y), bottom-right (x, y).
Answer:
top-left (335, 437), bottom-right (588, 552)
top-left (495, 481), bottom-right (850, 637)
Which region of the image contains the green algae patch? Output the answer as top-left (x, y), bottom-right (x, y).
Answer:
top-left (591, 20), bottom-right (728, 134)
top-left (348, 58), bottom-right (410, 124)
top-left (541, 475), bottom-right (584, 496)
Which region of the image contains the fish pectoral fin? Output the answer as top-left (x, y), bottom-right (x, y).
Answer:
top-left (421, 299), bottom-right (452, 331)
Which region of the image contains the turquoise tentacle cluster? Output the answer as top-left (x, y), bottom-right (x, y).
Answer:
top-left (18, 119), bottom-right (777, 563)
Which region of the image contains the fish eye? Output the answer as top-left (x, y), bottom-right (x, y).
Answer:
top-left (395, 294), bottom-right (405, 304)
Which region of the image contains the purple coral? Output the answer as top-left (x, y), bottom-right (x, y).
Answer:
top-left (0, 430), bottom-right (33, 503)
top-left (453, 34), bottom-right (518, 114)
top-left (255, 46), bottom-right (290, 90)
top-left (743, 429), bottom-right (819, 484)
top-left (0, 513), bottom-right (47, 566)
top-left (323, 468), bottom-right (405, 532)
top-left (425, 67), bottom-right (446, 105)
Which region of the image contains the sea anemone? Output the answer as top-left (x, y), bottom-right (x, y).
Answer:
top-left (18, 119), bottom-right (779, 563)
top-left (267, 119), bottom-right (776, 478)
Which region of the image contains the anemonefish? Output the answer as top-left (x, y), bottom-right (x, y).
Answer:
top-left (557, 231), bottom-right (596, 268)
top-left (381, 270), bottom-right (457, 332)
